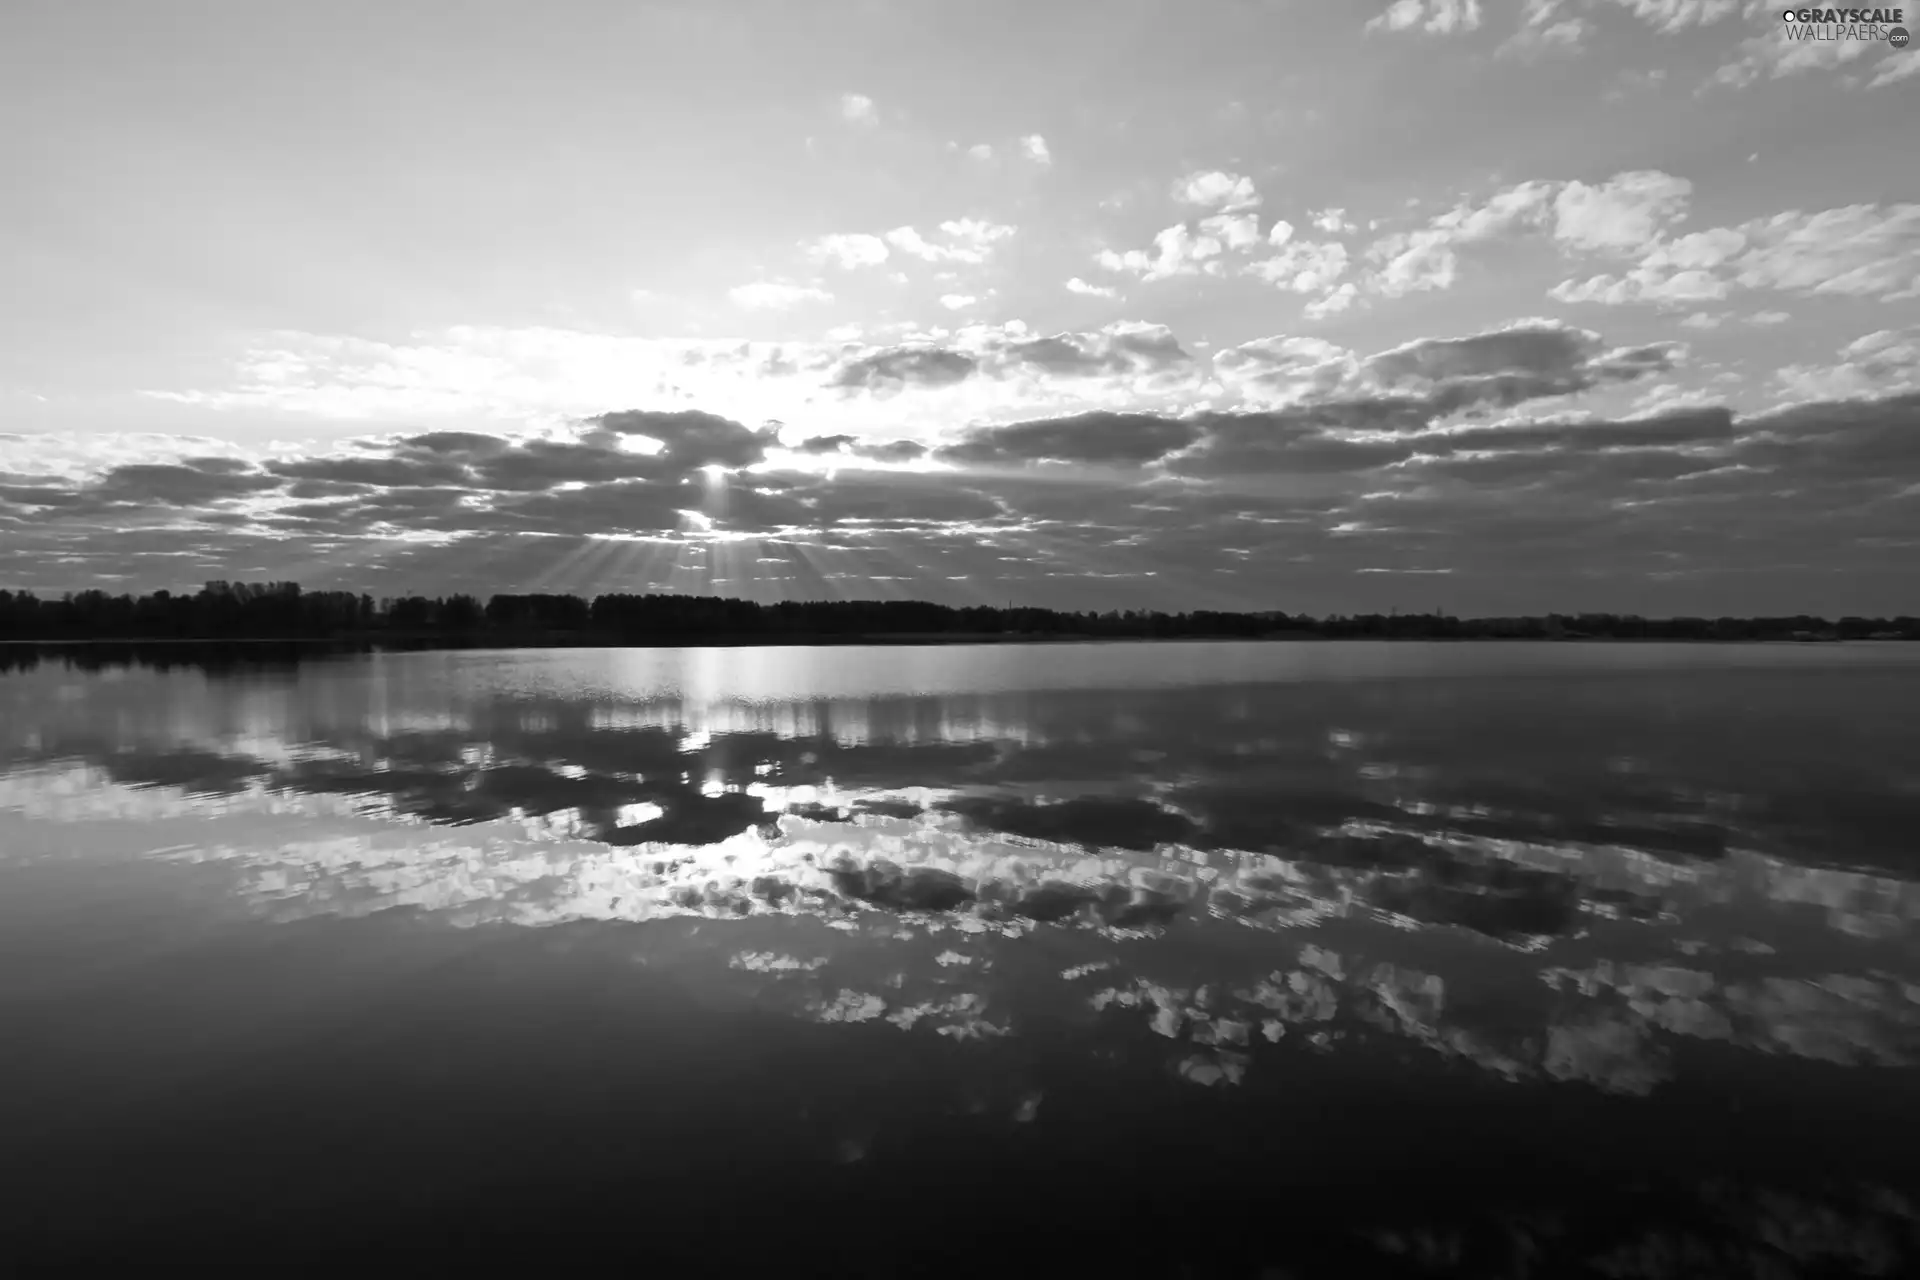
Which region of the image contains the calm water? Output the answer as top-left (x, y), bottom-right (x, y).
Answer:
top-left (3, 641), bottom-right (1918, 1274)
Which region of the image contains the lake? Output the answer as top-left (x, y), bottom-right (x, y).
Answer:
top-left (3, 641), bottom-right (1918, 1275)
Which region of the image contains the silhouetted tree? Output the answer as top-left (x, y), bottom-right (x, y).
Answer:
top-left (0, 581), bottom-right (1910, 644)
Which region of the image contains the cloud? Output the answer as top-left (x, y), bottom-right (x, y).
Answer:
top-left (1247, 239), bottom-right (1351, 294)
top-left (939, 294), bottom-right (978, 311)
top-left (1065, 277), bottom-right (1119, 299)
top-left (937, 412), bottom-right (1208, 467)
top-left (1348, 170), bottom-right (1707, 306)
top-left (793, 433), bottom-right (858, 455)
top-left (1552, 171), bottom-right (1694, 254)
top-left (1498, 0), bottom-right (1591, 58)
top-left (883, 220), bottom-right (1017, 265)
top-left (817, 323), bottom-right (1197, 410)
top-left (1099, 178), bottom-right (1300, 290)
top-left (994, 322), bottom-right (1195, 385)
top-left (1309, 208), bottom-right (1355, 235)
top-left (62, 460), bottom-right (285, 511)
top-left (785, 434), bottom-right (929, 468)
top-left (1867, 47), bottom-right (1920, 89)
top-left (585, 410), bottom-right (775, 471)
top-left (856, 439), bottom-right (929, 465)
top-left (729, 281), bottom-right (833, 310)
top-left (1710, 15), bottom-right (1903, 89)
top-left (803, 234), bottom-right (890, 269)
top-left (1212, 319), bottom-right (1679, 416)
top-left (827, 346), bottom-right (980, 396)
top-left (1211, 336), bottom-right (1354, 406)
top-left (1553, 203), bottom-right (1920, 308)
top-left (1020, 134), bottom-right (1052, 165)
top-left (1172, 170), bottom-right (1261, 212)
top-left (1304, 283), bottom-right (1361, 319)
top-left (1365, 0), bottom-right (1485, 34)
top-left (1199, 212), bottom-right (1264, 251)
top-left (1163, 410), bottom-right (1424, 479)
top-left (1732, 205), bottom-right (1920, 298)
top-left (966, 143), bottom-right (994, 161)
top-left (1366, 229), bottom-right (1459, 297)
top-left (267, 452), bottom-right (469, 489)
top-left (137, 321), bottom-right (1214, 451)
top-left (839, 92), bottom-right (878, 126)
top-left (1774, 327), bottom-right (1920, 402)
top-left (1361, 320), bottom-right (1681, 406)
top-left (398, 431), bottom-right (516, 457)
top-left (1096, 224), bottom-right (1227, 282)
top-left (1550, 270), bottom-right (1728, 306)
top-left (14, 365), bottom-right (1920, 613)
top-left (1628, 381), bottom-right (1728, 416)
top-left (86, 306), bottom-right (1909, 616)
top-left (1354, 177), bottom-right (1567, 300)
top-left (1367, 323), bottom-right (1604, 386)
top-left (1599, 0), bottom-right (1744, 31)
top-left (1436, 179), bottom-right (1562, 241)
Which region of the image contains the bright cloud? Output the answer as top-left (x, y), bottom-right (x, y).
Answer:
top-left (1774, 326), bottom-right (1920, 402)
top-left (1199, 212), bottom-right (1263, 250)
top-left (1553, 203), bottom-right (1920, 307)
top-left (1552, 171), bottom-right (1694, 254)
top-left (1065, 277), bottom-right (1119, 298)
top-left (884, 220), bottom-right (1018, 265)
top-left (1173, 170), bottom-right (1262, 212)
top-left (1600, 0), bottom-right (1745, 31)
top-left (1248, 240), bottom-right (1352, 295)
top-left (1309, 208), bottom-right (1355, 235)
top-left (1097, 225), bottom-right (1226, 282)
top-left (839, 92), bottom-right (879, 125)
top-left (803, 233), bottom-right (891, 269)
top-left (1498, 0), bottom-right (1592, 59)
top-left (729, 281), bottom-right (834, 310)
top-left (1366, 0), bottom-right (1485, 35)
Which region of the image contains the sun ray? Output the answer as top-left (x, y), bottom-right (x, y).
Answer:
top-left (524, 532), bottom-right (629, 595)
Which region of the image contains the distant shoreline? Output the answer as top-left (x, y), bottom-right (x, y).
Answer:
top-left (0, 632), bottom-right (1902, 649)
top-left (5, 583), bottom-right (1915, 645)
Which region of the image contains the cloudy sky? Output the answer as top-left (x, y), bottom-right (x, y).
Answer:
top-left (2, 0), bottom-right (1915, 615)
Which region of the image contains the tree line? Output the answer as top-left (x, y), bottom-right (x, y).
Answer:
top-left (0, 581), bottom-right (1914, 643)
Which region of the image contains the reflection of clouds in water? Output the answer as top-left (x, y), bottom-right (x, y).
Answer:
top-left (1543, 961), bottom-right (1920, 1069)
top-left (813, 990), bottom-right (887, 1023)
top-left (1070, 938), bottom-right (1916, 1094)
top-left (726, 955), bottom-right (1016, 1040)
top-left (10, 670), bottom-right (1920, 936)
top-left (730, 951), bottom-right (825, 973)
top-left (4, 656), bottom-right (1918, 1115)
top-left (1365, 1179), bottom-right (1920, 1275)
top-left (0, 763), bottom-right (367, 830)
top-left (6, 760), bottom-right (1915, 1095)
top-left (882, 993), bottom-right (1011, 1040)
top-left (1545, 1014), bottom-right (1669, 1096)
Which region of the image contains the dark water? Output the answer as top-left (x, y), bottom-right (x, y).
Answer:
top-left (2, 641), bottom-right (1918, 1275)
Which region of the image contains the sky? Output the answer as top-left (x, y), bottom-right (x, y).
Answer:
top-left (2, 0), bottom-right (1916, 616)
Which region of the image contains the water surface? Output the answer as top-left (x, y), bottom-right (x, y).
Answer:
top-left (3, 641), bottom-right (1918, 1274)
